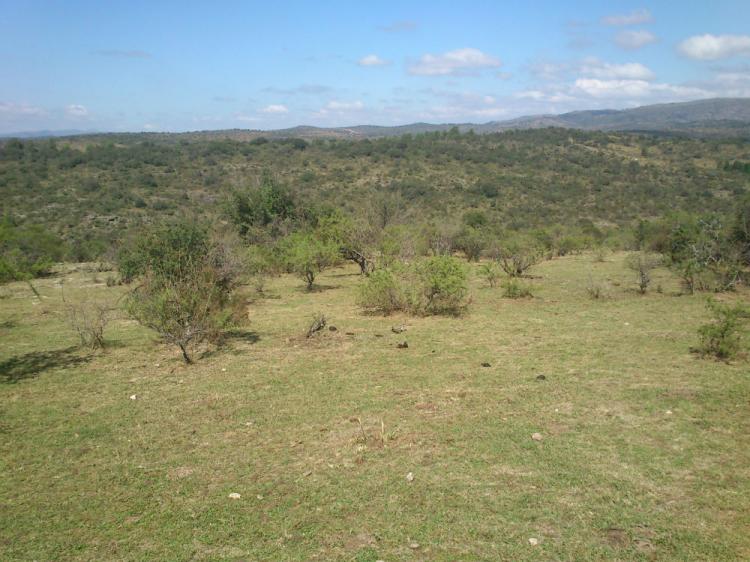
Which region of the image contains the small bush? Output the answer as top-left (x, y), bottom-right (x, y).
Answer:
top-left (694, 299), bottom-right (749, 360)
top-left (479, 261), bottom-right (503, 288)
top-left (626, 252), bottom-right (661, 294)
top-left (357, 256), bottom-right (469, 316)
top-left (67, 301), bottom-right (109, 349)
top-left (356, 268), bottom-right (404, 315)
top-left (502, 278), bottom-right (533, 299)
top-left (585, 276), bottom-right (611, 300)
top-left (495, 240), bottom-right (543, 277)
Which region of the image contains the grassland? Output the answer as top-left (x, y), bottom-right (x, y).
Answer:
top-left (1, 253), bottom-right (749, 561)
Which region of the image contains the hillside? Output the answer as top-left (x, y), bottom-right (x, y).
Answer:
top-left (1, 126), bottom-right (749, 260)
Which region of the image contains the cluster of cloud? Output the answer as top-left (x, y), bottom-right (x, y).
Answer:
top-left (615, 30), bottom-right (657, 50)
top-left (678, 34), bottom-right (750, 61)
top-left (358, 54), bottom-right (389, 67)
top-left (408, 48), bottom-right (501, 76)
top-left (601, 9), bottom-right (652, 26)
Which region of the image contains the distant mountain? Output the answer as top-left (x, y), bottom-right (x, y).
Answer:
top-left (0, 129), bottom-right (97, 139)
top-left (6, 98), bottom-right (750, 142)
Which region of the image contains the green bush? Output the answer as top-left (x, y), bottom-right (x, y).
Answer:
top-left (502, 277), bottom-right (533, 299)
top-left (694, 299), bottom-right (749, 360)
top-left (122, 222), bottom-right (242, 363)
top-left (282, 232), bottom-right (339, 290)
top-left (357, 256), bottom-right (469, 316)
top-left (479, 261), bottom-right (503, 288)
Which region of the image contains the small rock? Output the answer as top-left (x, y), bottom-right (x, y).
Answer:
top-left (328, 325), bottom-right (337, 332)
top-left (528, 537), bottom-right (539, 546)
top-left (531, 432), bottom-right (543, 441)
top-left (228, 492), bottom-right (241, 499)
top-left (409, 542), bottom-right (420, 549)
top-left (665, 410), bottom-right (673, 415)
top-left (535, 374), bottom-right (546, 381)
top-left (481, 362), bottom-right (491, 367)
top-left (406, 472), bottom-right (414, 482)
top-left (303, 470), bottom-right (313, 477)
top-left (374, 334), bottom-right (383, 338)
top-left (391, 325), bottom-right (406, 334)
top-left (256, 494), bottom-right (263, 500)
top-left (397, 341), bottom-right (409, 349)
top-left (221, 368), bottom-right (226, 372)
top-left (345, 332), bottom-right (355, 336)
top-left (129, 394), bottom-right (137, 400)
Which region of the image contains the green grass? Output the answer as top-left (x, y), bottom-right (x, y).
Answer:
top-left (1, 254), bottom-right (748, 561)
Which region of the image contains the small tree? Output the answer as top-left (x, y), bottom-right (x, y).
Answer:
top-left (694, 299), bottom-right (750, 360)
top-left (455, 226), bottom-right (487, 262)
top-left (283, 233), bottom-right (339, 290)
top-left (626, 252), bottom-right (661, 294)
top-left (495, 239), bottom-right (543, 277)
top-left (121, 223), bottom-right (241, 363)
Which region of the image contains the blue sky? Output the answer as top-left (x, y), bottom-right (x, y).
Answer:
top-left (1, 0), bottom-right (749, 133)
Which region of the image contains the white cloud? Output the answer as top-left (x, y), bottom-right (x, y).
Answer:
top-left (358, 54), bottom-right (389, 66)
top-left (678, 34), bottom-right (750, 61)
top-left (615, 30), bottom-right (657, 50)
top-left (601, 9), bottom-right (652, 26)
top-left (326, 100), bottom-right (364, 110)
top-left (0, 101), bottom-right (45, 116)
top-left (235, 114), bottom-right (259, 123)
top-left (66, 104), bottom-right (89, 117)
top-left (581, 59), bottom-right (655, 80)
top-left (259, 104), bottom-right (289, 114)
top-left (573, 78), bottom-right (706, 100)
top-left (408, 48), bottom-right (501, 76)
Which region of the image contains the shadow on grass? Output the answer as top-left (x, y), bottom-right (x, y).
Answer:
top-left (0, 347), bottom-right (91, 384)
top-left (224, 329), bottom-right (261, 344)
top-left (298, 284), bottom-right (341, 293)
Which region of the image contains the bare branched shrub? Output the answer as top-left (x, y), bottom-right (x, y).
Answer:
top-left (496, 241), bottom-right (543, 277)
top-left (585, 276), bottom-right (612, 300)
top-left (67, 301), bottom-right (109, 349)
top-left (306, 313), bottom-right (327, 338)
top-left (626, 252), bottom-right (661, 294)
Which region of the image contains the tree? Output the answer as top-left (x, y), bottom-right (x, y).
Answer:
top-left (226, 173), bottom-right (296, 241)
top-left (626, 252), bottom-right (661, 294)
top-left (121, 222), bottom-right (241, 363)
top-left (283, 232), bottom-right (339, 290)
top-left (494, 238), bottom-right (543, 277)
top-left (316, 211), bottom-right (376, 275)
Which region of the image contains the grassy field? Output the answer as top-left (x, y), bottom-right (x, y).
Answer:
top-left (1, 253), bottom-right (748, 561)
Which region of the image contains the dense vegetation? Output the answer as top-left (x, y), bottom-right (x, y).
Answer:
top-left (1, 128), bottom-right (749, 264)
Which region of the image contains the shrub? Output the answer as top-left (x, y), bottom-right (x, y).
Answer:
top-left (414, 255), bottom-right (469, 315)
top-left (694, 299), bottom-right (750, 360)
top-left (585, 276), bottom-right (611, 300)
top-left (495, 239), bottom-right (543, 277)
top-left (356, 268), bottom-right (403, 315)
top-left (283, 232), bottom-right (339, 290)
top-left (479, 261), bottom-right (503, 288)
top-left (455, 226), bottom-right (487, 262)
top-left (123, 222), bottom-right (241, 363)
top-left (357, 256), bottom-right (469, 316)
top-left (626, 252), bottom-right (661, 294)
top-left (67, 300), bottom-right (109, 349)
top-left (502, 277), bottom-right (533, 299)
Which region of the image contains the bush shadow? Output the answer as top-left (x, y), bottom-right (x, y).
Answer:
top-left (0, 347), bottom-right (91, 383)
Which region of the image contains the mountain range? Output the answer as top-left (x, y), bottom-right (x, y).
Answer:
top-left (3, 98), bottom-right (750, 141)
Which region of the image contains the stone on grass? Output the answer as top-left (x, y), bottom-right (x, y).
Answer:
top-left (531, 432), bottom-right (543, 441)
top-left (406, 472), bottom-right (414, 482)
top-left (528, 537), bottom-right (539, 546)
top-left (228, 492), bottom-right (241, 499)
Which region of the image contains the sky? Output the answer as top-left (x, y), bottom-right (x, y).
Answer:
top-left (1, 0), bottom-right (750, 133)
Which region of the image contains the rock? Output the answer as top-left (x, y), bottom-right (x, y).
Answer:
top-left (481, 362), bottom-right (491, 367)
top-left (406, 472), bottom-right (414, 482)
top-left (129, 394), bottom-right (137, 400)
top-left (665, 410), bottom-right (673, 415)
top-left (528, 537), bottom-right (539, 546)
top-left (391, 325), bottom-right (406, 334)
top-left (531, 432), bottom-right (543, 441)
top-left (397, 341), bottom-right (409, 349)
top-left (328, 325), bottom-right (337, 332)
top-left (228, 492), bottom-right (241, 499)
top-left (409, 542), bottom-right (420, 549)
top-left (303, 470), bottom-right (313, 477)
top-left (535, 374), bottom-right (546, 381)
